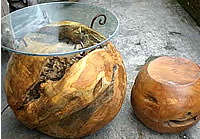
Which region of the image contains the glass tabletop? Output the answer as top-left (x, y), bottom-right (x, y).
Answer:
top-left (1, 2), bottom-right (119, 56)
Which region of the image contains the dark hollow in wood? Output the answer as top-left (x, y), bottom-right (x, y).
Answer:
top-left (131, 56), bottom-right (200, 133)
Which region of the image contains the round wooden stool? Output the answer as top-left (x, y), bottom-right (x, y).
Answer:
top-left (131, 56), bottom-right (200, 133)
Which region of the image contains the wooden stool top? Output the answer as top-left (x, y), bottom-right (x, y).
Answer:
top-left (148, 56), bottom-right (200, 85)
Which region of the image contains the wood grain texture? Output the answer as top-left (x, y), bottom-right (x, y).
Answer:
top-left (148, 56), bottom-right (200, 85)
top-left (2, 0), bottom-right (200, 138)
top-left (131, 56), bottom-right (200, 133)
top-left (4, 22), bottom-right (127, 138)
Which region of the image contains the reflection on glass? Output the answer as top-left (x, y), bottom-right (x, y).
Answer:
top-left (1, 2), bottom-right (119, 56)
